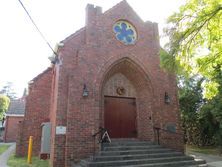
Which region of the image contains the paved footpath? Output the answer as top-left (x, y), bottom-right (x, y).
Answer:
top-left (187, 151), bottom-right (222, 167)
top-left (0, 143), bottom-right (16, 167)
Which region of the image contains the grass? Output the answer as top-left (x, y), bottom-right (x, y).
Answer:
top-left (7, 154), bottom-right (49, 167)
top-left (186, 144), bottom-right (221, 156)
top-left (0, 145), bottom-right (10, 155)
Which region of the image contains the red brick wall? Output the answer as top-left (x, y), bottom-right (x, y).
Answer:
top-left (4, 116), bottom-right (24, 142)
top-left (16, 68), bottom-right (53, 156)
top-left (50, 2), bottom-right (183, 167)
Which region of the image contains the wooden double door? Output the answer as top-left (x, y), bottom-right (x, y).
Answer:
top-left (104, 96), bottom-right (137, 138)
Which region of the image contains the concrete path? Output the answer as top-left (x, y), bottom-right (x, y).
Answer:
top-left (0, 143), bottom-right (16, 167)
top-left (187, 151), bottom-right (222, 167)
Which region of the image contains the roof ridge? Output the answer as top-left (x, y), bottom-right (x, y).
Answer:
top-left (103, 0), bottom-right (127, 15)
top-left (102, 0), bottom-right (144, 23)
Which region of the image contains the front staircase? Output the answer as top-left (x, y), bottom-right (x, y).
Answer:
top-left (77, 139), bottom-right (207, 167)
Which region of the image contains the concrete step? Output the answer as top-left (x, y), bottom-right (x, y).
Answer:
top-left (103, 141), bottom-right (155, 147)
top-left (74, 140), bottom-right (207, 167)
top-left (99, 148), bottom-right (173, 156)
top-left (187, 164), bottom-right (208, 167)
top-left (117, 159), bottom-right (206, 167)
top-left (103, 145), bottom-right (161, 151)
top-left (93, 152), bottom-right (184, 161)
top-left (87, 156), bottom-right (195, 167)
top-left (111, 138), bottom-right (140, 142)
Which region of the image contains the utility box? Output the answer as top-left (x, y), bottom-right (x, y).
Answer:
top-left (40, 122), bottom-right (51, 159)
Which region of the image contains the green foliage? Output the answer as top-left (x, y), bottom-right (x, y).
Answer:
top-left (179, 76), bottom-right (204, 113)
top-left (163, 0), bottom-right (222, 97)
top-left (0, 95), bottom-right (10, 119)
top-left (179, 76), bottom-right (204, 145)
top-left (179, 74), bottom-right (222, 148)
top-left (160, 48), bottom-right (178, 73)
top-left (163, 0), bottom-right (222, 149)
top-left (203, 81), bottom-right (219, 99)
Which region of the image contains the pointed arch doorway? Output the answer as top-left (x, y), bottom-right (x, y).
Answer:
top-left (103, 72), bottom-right (138, 138)
top-left (101, 58), bottom-right (154, 140)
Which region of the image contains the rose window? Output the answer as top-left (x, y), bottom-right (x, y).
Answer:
top-left (113, 21), bottom-right (137, 45)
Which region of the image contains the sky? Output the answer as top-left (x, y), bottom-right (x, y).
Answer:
top-left (0, 0), bottom-right (185, 97)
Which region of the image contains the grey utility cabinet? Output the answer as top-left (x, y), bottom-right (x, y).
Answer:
top-left (40, 122), bottom-right (51, 156)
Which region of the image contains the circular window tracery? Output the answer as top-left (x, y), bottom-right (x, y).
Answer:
top-left (113, 21), bottom-right (137, 45)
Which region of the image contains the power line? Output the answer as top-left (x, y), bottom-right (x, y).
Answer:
top-left (17, 0), bottom-right (58, 57)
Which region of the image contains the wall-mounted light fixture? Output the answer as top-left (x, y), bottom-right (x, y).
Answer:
top-left (164, 92), bottom-right (170, 104)
top-left (82, 84), bottom-right (89, 97)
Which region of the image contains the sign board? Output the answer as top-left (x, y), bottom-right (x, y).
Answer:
top-left (56, 126), bottom-right (66, 135)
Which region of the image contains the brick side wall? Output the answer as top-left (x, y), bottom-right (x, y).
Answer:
top-left (4, 116), bottom-right (24, 142)
top-left (16, 68), bottom-right (53, 156)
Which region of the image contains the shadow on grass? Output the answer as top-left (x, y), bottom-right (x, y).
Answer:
top-left (186, 144), bottom-right (222, 156)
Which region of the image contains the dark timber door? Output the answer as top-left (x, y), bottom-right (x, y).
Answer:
top-left (104, 96), bottom-right (137, 138)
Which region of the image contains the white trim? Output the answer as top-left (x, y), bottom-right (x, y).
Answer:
top-left (5, 114), bottom-right (24, 117)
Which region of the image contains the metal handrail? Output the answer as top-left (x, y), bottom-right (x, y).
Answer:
top-left (153, 126), bottom-right (183, 145)
top-left (92, 127), bottom-right (111, 156)
top-left (154, 126), bottom-right (183, 135)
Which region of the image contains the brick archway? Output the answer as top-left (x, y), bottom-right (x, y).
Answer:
top-left (100, 58), bottom-right (155, 140)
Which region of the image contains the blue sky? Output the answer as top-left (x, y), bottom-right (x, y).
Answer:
top-left (0, 0), bottom-right (185, 97)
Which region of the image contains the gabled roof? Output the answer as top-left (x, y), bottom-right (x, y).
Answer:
top-left (61, 0), bottom-right (144, 44)
top-left (6, 99), bottom-right (25, 116)
top-left (103, 0), bottom-right (143, 22)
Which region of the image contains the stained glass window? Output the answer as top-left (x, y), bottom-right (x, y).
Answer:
top-left (113, 21), bottom-right (137, 45)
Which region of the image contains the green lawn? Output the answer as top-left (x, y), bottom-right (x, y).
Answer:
top-left (186, 144), bottom-right (221, 155)
top-left (0, 145), bottom-right (10, 155)
top-left (7, 154), bottom-right (49, 167)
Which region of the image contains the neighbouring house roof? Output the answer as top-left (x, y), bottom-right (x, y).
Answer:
top-left (6, 99), bottom-right (25, 116)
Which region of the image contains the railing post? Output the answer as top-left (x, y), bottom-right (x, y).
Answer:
top-left (154, 127), bottom-right (160, 145)
top-left (157, 128), bottom-right (160, 145)
top-left (93, 135), bottom-right (95, 157)
top-left (27, 136), bottom-right (33, 164)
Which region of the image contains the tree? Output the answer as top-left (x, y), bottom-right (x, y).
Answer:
top-left (163, 0), bottom-right (222, 98)
top-left (0, 95), bottom-right (10, 119)
top-left (0, 82), bottom-right (17, 99)
top-left (203, 64), bottom-right (222, 149)
top-left (179, 76), bottom-right (204, 145)
top-left (179, 76), bottom-right (221, 146)
top-left (179, 68), bottom-right (222, 150)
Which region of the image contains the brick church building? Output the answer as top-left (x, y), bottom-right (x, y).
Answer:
top-left (16, 1), bottom-right (183, 166)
